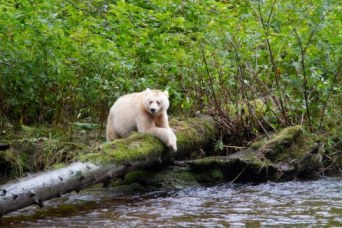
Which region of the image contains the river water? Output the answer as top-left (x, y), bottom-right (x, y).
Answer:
top-left (1, 177), bottom-right (342, 227)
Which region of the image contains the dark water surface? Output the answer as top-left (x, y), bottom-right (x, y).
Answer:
top-left (2, 177), bottom-right (342, 227)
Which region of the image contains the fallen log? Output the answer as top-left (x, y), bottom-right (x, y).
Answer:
top-left (0, 116), bottom-right (219, 218)
top-left (188, 126), bottom-right (324, 183)
top-left (111, 126), bottom-right (324, 194)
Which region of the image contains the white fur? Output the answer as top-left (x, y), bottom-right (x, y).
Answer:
top-left (106, 89), bottom-right (177, 151)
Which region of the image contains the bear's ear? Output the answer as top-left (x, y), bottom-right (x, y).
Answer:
top-left (163, 90), bottom-right (169, 98)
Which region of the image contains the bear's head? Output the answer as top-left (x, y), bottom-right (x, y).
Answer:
top-left (143, 89), bottom-right (169, 115)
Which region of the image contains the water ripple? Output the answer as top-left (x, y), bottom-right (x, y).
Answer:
top-left (2, 177), bottom-right (342, 227)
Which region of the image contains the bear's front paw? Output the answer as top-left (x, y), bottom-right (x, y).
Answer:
top-left (168, 129), bottom-right (177, 151)
top-left (170, 142), bottom-right (177, 151)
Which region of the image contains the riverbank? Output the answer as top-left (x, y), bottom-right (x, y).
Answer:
top-left (1, 120), bottom-right (341, 183)
top-left (0, 123), bottom-right (104, 178)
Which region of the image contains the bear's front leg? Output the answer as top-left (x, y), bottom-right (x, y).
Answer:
top-left (137, 120), bottom-right (177, 151)
top-left (144, 127), bottom-right (177, 151)
top-left (167, 128), bottom-right (177, 151)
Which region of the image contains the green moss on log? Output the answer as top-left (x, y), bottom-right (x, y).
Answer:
top-left (78, 133), bottom-right (165, 165)
top-left (78, 117), bottom-right (219, 166)
top-left (171, 117), bottom-right (217, 153)
top-left (187, 125), bottom-right (321, 182)
top-left (108, 165), bottom-right (201, 193)
top-left (122, 170), bottom-right (151, 184)
top-left (251, 125), bottom-right (313, 163)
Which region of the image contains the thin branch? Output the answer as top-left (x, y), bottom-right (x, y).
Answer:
top-left (0, 61), bottom-right (10, 66)
top-left (64, 0), bottom-right (90, 15)
top-left (256, 2), bottom-right (289, 126)
top-left (245, 61), bottom-right (287, 127)
top-left (292, 27), bottom-right (312, 131)
top-left (224, 145), bottom-right (245, 149)
top-left (332, 139), bottom-right (342, 148)
top-left (266, 0), bottom-right (276, 32)
top-left (243, 99), bottom-right (271, 138)
top-left (288, 3), bottom-right (331, 131)
top-left (230, 166), bottom-right (247, 183)
top-left (319, 61), bottom-right (342, 129)
top-left (200, 45), bottom-right (220, 112)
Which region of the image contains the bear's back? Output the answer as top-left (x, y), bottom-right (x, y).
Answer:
top-left (110, 91), bottom-right (146, 137)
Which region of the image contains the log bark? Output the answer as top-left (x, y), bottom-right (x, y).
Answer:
top-left (0, 116), bottom-right (218, 217)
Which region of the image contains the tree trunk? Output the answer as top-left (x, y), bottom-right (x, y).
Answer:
top-left (0, 116), bottom-right (219, 218)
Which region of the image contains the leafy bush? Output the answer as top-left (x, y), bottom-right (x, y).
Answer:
top-left (0, 0), bottom-right (340, 135)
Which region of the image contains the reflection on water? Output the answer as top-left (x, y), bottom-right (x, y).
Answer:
top-left (2, 177), bottom-right (342, 227)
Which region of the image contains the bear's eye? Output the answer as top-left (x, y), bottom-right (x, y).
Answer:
top-left (149, 101), bottom-right (153, 105)
top-left (156, 101), bottom-right (160, 105)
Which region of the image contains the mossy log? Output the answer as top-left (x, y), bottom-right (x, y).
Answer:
top-left (111, 126), bottom-right (324, 194)
top-left (188, 126), bottom-right (324, 183)
top-left (0, 117), bottom-right (218, 218)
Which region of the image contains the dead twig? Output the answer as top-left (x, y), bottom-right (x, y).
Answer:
top-left (230, 166), bottom-right (247, 183)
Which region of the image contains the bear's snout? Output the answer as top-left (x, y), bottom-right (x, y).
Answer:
top-left (150, 108), bottom-right (156, 113)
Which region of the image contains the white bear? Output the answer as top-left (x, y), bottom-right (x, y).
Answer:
top-left (106, 88), bottom-right (177, 151)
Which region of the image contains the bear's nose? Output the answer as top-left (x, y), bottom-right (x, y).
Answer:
top-left (150, 108), bottom-right (156, 113)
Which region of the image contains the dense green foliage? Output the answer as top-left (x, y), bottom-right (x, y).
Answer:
top-left (0, 0), bottom-right (341, 134)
